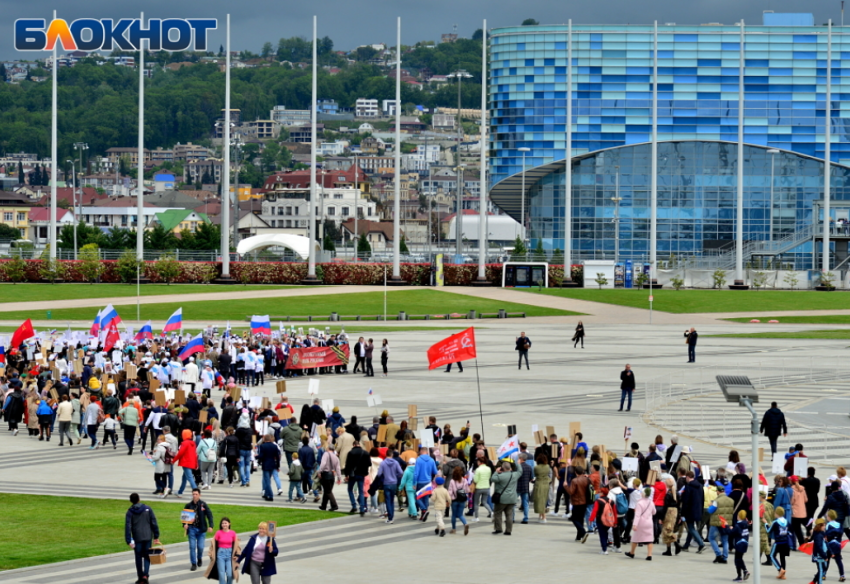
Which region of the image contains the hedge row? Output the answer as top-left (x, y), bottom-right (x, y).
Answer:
top-left (0, 259), bottom-right (585, 287)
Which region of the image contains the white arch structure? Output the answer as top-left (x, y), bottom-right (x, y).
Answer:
top-left (236, 234), bottom-right (320, 260)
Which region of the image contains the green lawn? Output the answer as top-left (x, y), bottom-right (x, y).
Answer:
top-left (0, 289), bottom-right (578, 322)
top-left (726, 315), bottom-right (850, 324)
top-left (0, 283), bottom-right (299, 304)
top-left (523, 288), bottom-right (850, 314)
top-left (0, 493), bottom-right (339, 571)
top-left (710, 329), bottom-right (850, 339)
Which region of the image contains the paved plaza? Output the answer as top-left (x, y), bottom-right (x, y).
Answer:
top-left (1, 288), bottom-right (848, 583)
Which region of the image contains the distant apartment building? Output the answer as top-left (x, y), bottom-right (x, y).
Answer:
top-left (184, 159), bottom-right (222, 184)
top-left (270, 105), bottom-right (311, 127)
top-left (173, 143), bottom-right (212, 161)
top-left (355, 98), bottom-right (379, 118)
top-left (382, 99), bottom-right (398, 116)
top-left (106, 147), bottom-right (151, 166)
top-left (242, 120), bottom-right (280, 140)
top-left (317, 99), bottom-right (339, 114)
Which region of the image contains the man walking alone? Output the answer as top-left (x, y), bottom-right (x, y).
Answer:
top-left (760, 402), bottom-right (788, 456)
top-left (619, 364), bottom-right (636, 412)
top-left (685, 328), bottom-right (698, 363)
top-left (515, 332), bottom-right (532, 370)
top-left (125, 492), bottom-right (161, 584)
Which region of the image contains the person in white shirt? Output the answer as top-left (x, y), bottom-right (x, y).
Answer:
top-left (184, 357), bottom-right (199, 394)
top-left (254, 351), bottom-right (265, 386)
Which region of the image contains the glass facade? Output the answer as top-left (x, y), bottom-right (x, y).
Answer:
top-left (488, 22), bottom-right (850, 266)
top-left (526, 141), bottom-right (850, 266)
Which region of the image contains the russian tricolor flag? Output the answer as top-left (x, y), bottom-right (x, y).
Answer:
top-left (415, 483), bottom-right (434, 500)
top-left (0, 342), bottom-right (6, 364)
top-left (250, 315), bottom-right (271, 335)
top-left (134, 321), bottom-right (153, 342)
top-left (99, 304), bottom-right (122, 331)
top-left (163, 308), bottom-right (183, 333)
top-left (90, 309), bottom-right (103, 336)
top-left (178, 333), bottom-right (205, 363)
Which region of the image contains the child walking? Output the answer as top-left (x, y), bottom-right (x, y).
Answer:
top-left (102, 414), bottom-right (119, 449)
top-left (431, 477), bottom-right (450, 537)
top-left (826, 511), bottom-right (846, 582)
top-left (768, 506), bottom-right (790, 580)
top-left (725, 510), bottom-right (750, 582)
top-left (288, 452), bottom-right (306, 502)
top-left (811, 518), bottom-right (829, 584)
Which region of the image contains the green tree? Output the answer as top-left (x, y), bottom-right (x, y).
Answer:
top-left (192, 222), bottom-right (221, 250)
top-left (102, 227), bottom-right (133, 249)
top-left (522, 18), bottom-right (539, 25)
top-left (178, 229), bottom-right (196, 250)
top-left (357, 233), bottom-right (371, 255)
top-left (532, 239), bottom-right (546, 261)
top-left (3, 256), bottom-right (26, 283)
top-left (399, 236), bottom-right (409, 253)
top-left (0, 223), bottom-right (22, 240)
top-left (323, 233), bottom-right (336, 252)
top-left (78, 243), bottom-right (103, 283)
top-left (510, 236), bottom-right (527, 260)
top-left (116, 249), bottom-right (143, 283)
top-left (260, 42), bottom-right (274, 59)
top-left (39, 257), bottom-right (64, 283)
top-left (144, 224), bottom-right (178, 250)
top-left (154, 253), bottom-right (180, 284)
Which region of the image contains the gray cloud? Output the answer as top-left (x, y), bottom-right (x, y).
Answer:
top-left (2, 0), bottom-right (843, 61)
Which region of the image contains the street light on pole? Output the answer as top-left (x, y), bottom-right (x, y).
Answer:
top-left (448, 69), bottom-right (472, 262)
top-left (454, 164), bottom-right (465, 258)
top-left (766, 149), bottom-right (780, 243)
top-left (518, 147), bottom-right (531, 252)
top-left (73, 142), bottom-right (87, 260)
top-left (66, 159), bottom-right (76, 256)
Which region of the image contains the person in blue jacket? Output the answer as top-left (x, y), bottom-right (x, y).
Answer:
top-left (398, 457), bottom-right (418, 519)
top-left (768, 506), bottom-right (791, 580)
top-left (36, 397), bottom-right (54, 441)
top-left (237, 522), bottom-right (278, 584)
top-left (812, 518), bottom-right (829, 584)
top-left (413, 447), bottom-right (438, 520)
top-left (825, 510), bottom-right (845, 582)
top-left (724, 509), bottom-right (750, 582)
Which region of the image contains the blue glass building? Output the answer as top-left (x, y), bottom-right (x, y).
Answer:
top-left (487, 15), bottom-right (850, 268)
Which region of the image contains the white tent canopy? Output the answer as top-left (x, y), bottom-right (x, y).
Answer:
top-left (236, 234), bottom-right (320, 260)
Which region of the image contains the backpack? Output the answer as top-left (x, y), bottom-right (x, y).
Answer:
top-left (163, 445), bottom-right (175, 466)
top-left (677, 454), bottom-right (692, 474)
top-left (587, 479), bottom-right (596, 504)
top-left (89, 377), bottom-right (102, 391)
top-left (203, 438), bottom-right (217, 462)
top-left (615, 492), bottom-right (629, 515)
top-left (600, 499), bottom-right (618, 527)
top-left (95, 406), bottom-right (105, 425)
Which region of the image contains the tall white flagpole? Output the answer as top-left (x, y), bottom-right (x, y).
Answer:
top-left (221, 14), bottom-right (231, 278)
top-left (391, 17), bottom-right (402, 281)
top-left (50, 9), bottom-right (58, 260)
top-left (305, 15), bottom-right (318, 282)
top-left (136, 11), bottom-right (145, 261)
top-left (823, 20), bottom-right (833, 274)
top-left (475, 19), bottom-right (489, 285)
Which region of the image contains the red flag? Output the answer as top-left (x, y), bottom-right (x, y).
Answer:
top-left (426, 327), bottom-right (477, 370)
top-left (103, 325), bottom-right (120, 353)
top-left (11, 319), bottom-right (34, 349)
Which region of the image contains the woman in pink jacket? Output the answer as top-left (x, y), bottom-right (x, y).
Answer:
top-left (626, 487), bottom-right (656, 560)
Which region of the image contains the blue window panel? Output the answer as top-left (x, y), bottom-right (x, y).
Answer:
top-left (517, 43), bottom-right (525, 51)
top-left (525, 59), bottom-right (535, 66)
top-left (698, 92), bottom-right (721, 99)
top-left (674, 34), bottom-right (698, 42)
top-left (510, 67), bottom-right (517, 75)
top-left (555, 42), bottom-right (566, 50)
top-left (534, 67), bottom-right (544, 74)
top-left (721, 43), bottom-right (740, 51)
top-left (591, 42), bottom-right (603, 49)
top-left (589, 66), bottom-right (602, 74)
top-left (626, 66), bottom-right (651, 74)
top-left (590, 33), bottom-right (602, 41)
top-left (525, 75), bottom-right (535, 83)
top-left (745, 76), bottom-right (769, 83)
top-left (793, 35), bottom-right (817, 43)
top-left (769, 68), bottom-right (793, 76)
top-left (698, 59), bottom-right (722, 67)
top-left (603, 50), bottom-right (627, 58)
top-left (794, 52), bottom-right (817, 59)
top-left (544, 58), bottom-right (555, 66)
top-left (659, 50), bottom-right (674, 59)
top-left (674, 75), bottom-right (698, 83)
top-left (746, 59), bottom-right (769, 67)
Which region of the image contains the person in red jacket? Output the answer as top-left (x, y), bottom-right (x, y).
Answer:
top-left (172, 429), bottom-right (199, 497)
top-left (653, 475), bottom-right (667, 544)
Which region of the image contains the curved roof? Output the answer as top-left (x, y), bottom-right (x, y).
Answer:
top-left (236, 234), bottom-right (320, 259)
top-left (488, 140), bottom-right (850, 222)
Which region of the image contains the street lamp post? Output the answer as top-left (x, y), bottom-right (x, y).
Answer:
top-left (448, 69), bottom-right (472, 262)
top-left (73, 142), bottom-right (87, 260)
top-left (353, 156), bottom-right (359, 261)
top-left (766, 149), bottom-right (780, 244)
top-left (454, 164), bottom-right (465, 259)
top-left (518, 147), bottom-right (531, 253)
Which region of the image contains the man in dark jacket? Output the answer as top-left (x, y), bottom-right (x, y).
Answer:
top-left (515, 332), bottom-right (532, 370)
top-left (125, 492), bottom-right (161, 583)
top-left (760, 402), bottom-right (788, 455)
top-left (685, 328), bottom-right (698, 363)
top-left (235, 425), bottom-right (253, 487)
top-left (220, 397), bottom-right (236, 430)
top-left (218, 351), bottom-right (232, 381)
top-left (619, 364), bottom-right (636, 411)
top-left (345, 416), bottom-right (363, 440)
top-left (257, 434), bottom-right (281, 501)
top-left (517, 453), bottom-right (533, 524)
top-left (681, 471), bottom-right (706, 553)
top-left (298, 436), bottom-right (317, 499)
top-left (343, 442), bottom-right (371, 515)
top-left (183, 488), bottom-right (213, 570)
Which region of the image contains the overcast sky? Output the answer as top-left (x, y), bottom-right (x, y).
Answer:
top-left (4, 0), bottom-right (845, 61)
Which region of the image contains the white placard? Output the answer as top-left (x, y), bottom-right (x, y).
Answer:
top-left (621, 457), bottom-right (639, 473)
top-left (669, 444), bottom-right (683, 466)
top-left (531, 424), bottom-right (539, 433)
top-left (366, 394), bottom-right (383, 407)
top-left (772, 453), bottom-right (785, 474)
top-left (254, 420), bottom-right (269, 435)
top-left (624, 426), bottom-right (633, 441)
top-left (649, 460), bottom-right (662, 473)
top-left (322, 399), bottom-right (335, 413)
top-left (420, 428), bottom-right (435, 448)
top-left (308, 379), bottom-right (320, 395)
top-left (793, 456), bottom-right (807, 478)
top-left (249, 396), bottom-right (262, 409)
top-left (701, 465), bottom-right (710, 479)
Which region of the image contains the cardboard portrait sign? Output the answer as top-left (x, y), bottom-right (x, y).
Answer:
top-left (377, 425), bottom-right (388, 443)
top-left (408, 417), bottom-right (418, 431)
top-left (173, 390), bottom-right (186, 405)
top-left (154, 390), bottom-right (167, 406)
top-left (487, 446), bottom-right (497, 461)
top-left (126, 363), bottom-right (138, 380)
top-left (276, 380), bottom-right (287, 394)
top-left (534, 430), bottom-right (546, 445)
top-left (262, 397), bottom-right (271, 411)
top-left (230, 386), bottom-right (242, 403)
top-left (440, 444), bottom-right (449, 455)
top-left (569, 422), bottom-right (581, 440)
top-left (546, 425), bottom-right (555, 438)
top-left (646, 469), bottom-right (658, 485)
top-left (407, 404), bottom-right (417, 418)
top-left (199, 410), bottom-right (208, 424)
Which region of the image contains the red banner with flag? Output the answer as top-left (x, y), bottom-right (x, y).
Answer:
top-left (426, 327), bottom-right (477, 370)
top-left (286, 344), bottom-right (350, 370)
top-left (11, 319), bottom-right (35, 349)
